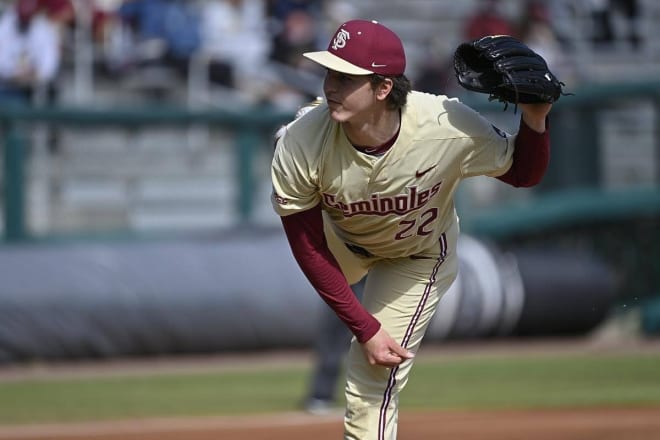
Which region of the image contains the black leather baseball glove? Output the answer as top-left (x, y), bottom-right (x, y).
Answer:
top-left (453, 35), bottom-right (567, 107)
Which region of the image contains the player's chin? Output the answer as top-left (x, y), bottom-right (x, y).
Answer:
top-left (328, 113), bottom-right (344, 123)
top-left (328, 107), bottom-right (350, 123)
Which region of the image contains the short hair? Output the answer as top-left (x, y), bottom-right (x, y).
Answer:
top-left (369, 74), bottom-right (412, 110)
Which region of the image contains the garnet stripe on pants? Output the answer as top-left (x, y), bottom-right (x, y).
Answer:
top-left (377, 233), bottom-right (448, 439)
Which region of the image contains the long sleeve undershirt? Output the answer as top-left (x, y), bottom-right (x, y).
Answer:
top-left (280, 117), bottom-right (550, 343)
top-left (495, 117), bottom-right (550, 187)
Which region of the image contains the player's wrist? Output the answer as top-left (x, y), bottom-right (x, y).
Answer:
top-left (355, 320), bottom-right (381, 344)
top-left (520, 105), bottom-right (550, 133)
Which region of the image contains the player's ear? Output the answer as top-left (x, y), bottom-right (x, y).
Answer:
top-left (374, 77), bottom-right (394, 101)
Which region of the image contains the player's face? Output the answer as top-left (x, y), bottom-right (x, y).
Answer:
top-left (323, 70), bottom-right (377, 123)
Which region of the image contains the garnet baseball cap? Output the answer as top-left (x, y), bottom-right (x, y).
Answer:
top-left (303, 19), bottom-right (406, 76)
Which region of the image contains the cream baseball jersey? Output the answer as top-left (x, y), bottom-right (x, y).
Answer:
top-left (271, 91), bottom-right (515, 259)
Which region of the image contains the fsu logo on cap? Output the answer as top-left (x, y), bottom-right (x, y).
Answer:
top-left (332, 29), bottom-right (350, 51)
top-left (303, 19), bottom-right (406, 76)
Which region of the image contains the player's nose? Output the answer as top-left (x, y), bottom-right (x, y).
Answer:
top-left (323, 71), bottom-right (340, 92)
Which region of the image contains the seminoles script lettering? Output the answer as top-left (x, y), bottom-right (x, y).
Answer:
top-left (322, 180), bottom-right (443, 217)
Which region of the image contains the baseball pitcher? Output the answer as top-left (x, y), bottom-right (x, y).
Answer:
top-left (271, 19), bottom-right (558, 440)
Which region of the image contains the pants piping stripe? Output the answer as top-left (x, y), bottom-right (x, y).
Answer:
top-left (377, 233), bottom-right (448, 440)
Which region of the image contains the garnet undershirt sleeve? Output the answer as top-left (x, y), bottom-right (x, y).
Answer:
top-left (280, 205), bottom-right (381, 343)
top-left (496, 117), bottom-right (550, 187)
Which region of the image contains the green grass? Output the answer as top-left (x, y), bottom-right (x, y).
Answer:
top-left (0, 368), bottom-right (310, 425)
top-left (1, 352), bottom-right (659, 425)
top-left (405, 353), bottom-right (660, 410)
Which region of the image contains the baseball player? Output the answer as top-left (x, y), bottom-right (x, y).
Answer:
top-left (271, 19), bottom-right (551, 440)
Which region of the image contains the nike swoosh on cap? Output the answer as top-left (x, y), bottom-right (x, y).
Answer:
top-left (371, 62), bottom-right (388, 68)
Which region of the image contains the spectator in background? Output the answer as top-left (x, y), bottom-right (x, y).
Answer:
top-left (117, 0), bottom-right (201, 78)
top-left (518, 0), bottom-right (570, 79)
top-left (87, 2), bottom-right (142, 78)
top-left (267, 0), bottom-right (323, 28)
top-left (269, 0), bottom-right (360, 68)
top-left (269, 3), bottom-right (320, 69)
top-left (462, 0), bottom-right (517, 40)
top-left (414, 36), bottom-right (459, 96)
top-left (37, 0), bottom-right (74, 31)
top-left (263, 0), bottom-right (326, 109)
top-left (91, 4), bottom-right (116, 44)
top-left (198, 0), bottom-right (270, 95)
top-left (588, 0), bottom-right (642, 50)
top-left (0, 0), bottom-right (62, 105)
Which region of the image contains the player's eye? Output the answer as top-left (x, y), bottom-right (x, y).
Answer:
top-left (326, 69), bottom-right (353, 84)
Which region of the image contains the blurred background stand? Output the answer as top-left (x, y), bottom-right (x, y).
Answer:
top-left (0, 0), bottom-right (658, 365)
